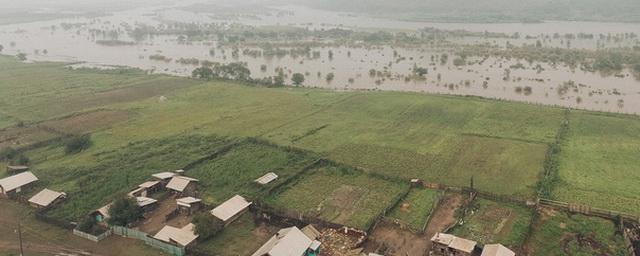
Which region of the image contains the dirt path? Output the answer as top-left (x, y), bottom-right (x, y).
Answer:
top-left (422, 193), bottom-right (465, 252)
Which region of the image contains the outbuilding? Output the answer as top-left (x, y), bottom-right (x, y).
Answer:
top-left (481, 244), bottom-right (515, 256)
top-left (210, 195), bottom-right (251, 226)
top-left (6, 165), bottom-right (29, 175)
top-left (166, 176), bottom-right (199, 196)
top-left (0, 171), bottom-right (38, 198)
top-left (153, 223), bottom-right (199, 248)
top-left (176, 197), bottom-right (202, 215)
top-left (255, 172), bottom-right (278, 185)
top-left (252, 226), bottom-right (321, 256)
top-left (28, 188), bottom-right (66, 209)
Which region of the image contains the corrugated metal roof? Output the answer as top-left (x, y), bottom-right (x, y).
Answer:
top-left (153, 223), bottom-right (198, 247)
top-left (210, 195), bottom-right (251, 222)
top-left (138, 181), bottom-right (160, 188)
top-left (449, 237), bottom-right (477, 253)
top-left (255, 172), bottom-right (278, 185)
top-left (152, 172), bottom-right (176, 180)
top-left (136, 197), bottom-right (158, 207)
top-left (0, 171), bottom-right (38, 192)
top-left (251, 226), bottom-right (313, 256)
top-left (177, 197), bottom-right (201, 207)
top-left (166, 176), bottom-right (198, 192)
top-left (431, 233), bottom-right (455, 245)
top-left (28, 188), bottom-right (65, 207)
top-left (481, 244), bottom-right (515, 256)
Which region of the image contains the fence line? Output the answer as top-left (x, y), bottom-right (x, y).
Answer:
top-left (111, 226), bottom-right (185, 256)
top-left (539, 198), bottom-right (640, 224)
top-left (73, 229), bottom-right (112, 242)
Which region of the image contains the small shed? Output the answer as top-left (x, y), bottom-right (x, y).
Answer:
top-left (153, 223), bottom-right (199, 248)
top-left (176, 196), bottom-right (202, 215)
top-left (28, 188), bottom-right (66, 209)
top-left (449, 237), bottom-right (477, 256)
top-left (136, 196), bottom-right (158, 211)
top-left (166, 176), bottom-right (199, 196)
top-left (481, 244), bottom-right (515, 256)
top-left (6, 165), bottom-right (29, 175)
top-left (301, 225), bottom-right (321, 241)
top-left (430, 233), bottom-right (478, 256)
top-left (431, 233), bottom-right (456, 255)
top-left (210, 195), bottom-right (252, 226)
top-left (92, 203), bottom-right (113, 224)
top-left (152, 172), bottom-right (177, 184)
top-left (252, 226), bottom-right (321, 256)
top-left (0, 171), bottom-right (38, 198)
top-left (255, 172), bottom-right (278, 185)
top-left (129, 181), bottom-right (161, 197)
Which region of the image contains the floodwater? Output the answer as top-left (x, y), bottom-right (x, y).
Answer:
top-left (1, 3), bottom-right (639, 114)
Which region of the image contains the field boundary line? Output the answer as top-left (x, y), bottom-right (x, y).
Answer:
top-left (459, 132), bottom-right (547, 145)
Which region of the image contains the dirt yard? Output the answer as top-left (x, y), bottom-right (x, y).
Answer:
top-left (137, 195), bottom-right (193, 234)
top-left (364, 192), bottom-right (465, 256)
top-left (0, 200), bottom-right (164, 256)
top-left (317, 228), bottom-right (365, 256)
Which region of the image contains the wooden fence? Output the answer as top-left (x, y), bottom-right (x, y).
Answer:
top-left (539, 198), bottom-right (640, 224)
top-left (73, 229), bottom-right (112, 242)
top-left (111, 226), bottom-right (185, 256)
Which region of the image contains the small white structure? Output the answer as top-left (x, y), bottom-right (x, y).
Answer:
top-left (210, 195), bottom-right (252, 225)
top-left (177, 197), bottom-right (202, 207)
top-left (154, 223), bottom-right (199, 247)
top-left (0, 171), bottom-right (38, 196)
top-left (152, 172), bottom-right (176, 181)
top-left (481, 244), bottom-right (515, 256)
top-left (252, 226), bottom-right (321, 256)
top-left (255, 172), bottom-right (278, 185)
top-left (166, 176), bottom-right (199, 193)
top-left (28, 188), bottom-right (66, 208)
top-left (136, 196), bottom-right (158, 208)
top-left (139, 181), bottom-right (160, 189)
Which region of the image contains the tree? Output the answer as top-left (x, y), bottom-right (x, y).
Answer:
top-left (16, 53), bottom-right (27, 61)
top-left (192, 212), bottom-right (224, 240)
top-left (77, 216), bottom-right (97, 233)
top-left (108, 197), bottom-right (142, 226)
top-left (325, 73), bottom-right (335, 83)
top-left (64, 134), bottom-right (92, 154)
top-left (192, 66), bottom-right (213, 80)
top-left (291, 73), bottom-right (305, 86)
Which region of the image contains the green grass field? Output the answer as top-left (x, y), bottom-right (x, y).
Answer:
top-left (195, 214), bottom-right (278, 256)
top-left (388, 188), bottom-right (440, 231)
top-left (187, 140), bottom-right (318, 205)
top-left (527, 210), bottom-right (628, 256)
top-left (555, 112), bottom-right (640, 215)
top-left (265, 165), bottom-right (409, 230)
top-left (451, 198), bottom-right (533, 248)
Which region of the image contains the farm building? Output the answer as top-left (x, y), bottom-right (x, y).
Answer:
top-left (301, 225), bottom-right (321, 241)
top-left (166, 176), bottom-right (199, 196)
top-left (91, 203), bottom-right (113, 224)
top-left (153, 223), bottom-right (199, 248)
top-left (0, 171), bottom-right (38, 198)
top-left (129, 181), bottom-right (161, 197)
top-left (28, 188), bottom-right (66, 209)
top-left (6, 165), bottom-right (29, 175)
top-left (255, 172), bottom-right (278, 185)
top-left (481, 244), bottom-right (515, 256)
top-left (210, 195), bottom-right (252, 226)
top-left (176, 196), bottom-right (202, 215)
top-left (252, 226), bottom-right (321, 256)
top-left (431, 233), bottom-right (477, 256)
top-left (152, 171), bottom-right (177, 183)
top-left (136, 196), bottom-right (158, 211)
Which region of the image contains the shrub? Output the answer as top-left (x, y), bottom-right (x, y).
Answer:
top-left (193, 212), bottom-right (224, 240)
top-left (77, 216), bottom-right (97, 233)
top-left (64, 135), bottom-right (92, 154)
top-left (107, 197), bottom-right (142, 226)
top-left (291, 73), bottom-right (305, 86)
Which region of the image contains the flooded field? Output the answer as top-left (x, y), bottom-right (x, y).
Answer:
top-left (1, 2), bottom-right (639, 114)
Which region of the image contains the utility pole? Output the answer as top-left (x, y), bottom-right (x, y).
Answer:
top-left (17, 220), bottom-right (24, 256)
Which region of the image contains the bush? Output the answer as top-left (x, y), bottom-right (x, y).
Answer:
top-left (107, 197), bottom-right (142, 226)
top-left (193, 212), bottom-right (224, 240)
top-left (64, 135), bottom-right (92, 154)
top-left (291, 73), bottom-right (305, 86)
top-left (77, 216), bottom-right (97, 233)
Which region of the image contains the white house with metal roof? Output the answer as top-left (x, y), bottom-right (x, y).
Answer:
top-left (252, 226), bottom-right (321, 256)
top-left (210, 195), bottom-right (252, 225)
top-left (0, 171), bottom-right (38, 197)
top-left (28, 188), bottom-right (66, 209)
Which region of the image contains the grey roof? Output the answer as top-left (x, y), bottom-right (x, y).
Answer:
top-left (139, 181), bottom-right (160, 188)
top-left (96, 203), bottom-right (113, 218)
top-left (252, 226), bottom-right (313, 256)
top-left (255, 172), bottom-right (278, 185)
top-left (449, 237), bottom-right (477, 253)
top-left (152, 172), bottom-right (176, 180)
top-left (28, 189), bottom-right (65, 207)
top-left (136, 197), bottom-right (158, 207)
top-left (166, 176), bottom-right (198, 192)
top-left (301, 225), bottom-right (321, 241)
top-left (431, 233), bottom-right (455, 245)
top-left (153, 223), bottom-right (198, 247)
top-left (481, 244), bottom-right (515, 256)
top-left (0, 171), bottom-right (38, 193)
top-left (177, 197), bottom-right (202, 207)
top-left (210, 195), bottom-right (251, 222)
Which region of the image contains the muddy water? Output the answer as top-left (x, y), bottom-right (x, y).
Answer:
top-left (0, 4), bottom-right (639, 114)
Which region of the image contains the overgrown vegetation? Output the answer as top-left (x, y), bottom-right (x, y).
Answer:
top-left (388, 188), bottom-right (439, 231)
top-left (107, 196), bottom-right (143, 226)
top-left (64, 134), bottom-right (92, 154)
top-left (193, 212), bottom-right (225, 241)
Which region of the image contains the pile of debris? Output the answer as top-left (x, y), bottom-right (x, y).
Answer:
top-left (318, 228), bottom-right (366, 256)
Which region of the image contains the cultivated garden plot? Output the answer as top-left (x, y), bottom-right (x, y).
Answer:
top-left (196, 214), bottom-right (279, 256)
top-left (526, 209), bottom-right (628, 256)
top-left (451, 198), bottom-right (533, 249)
top-left (265, 165), bottom-right (409, 230)
top-left (388, 188), bottom-right (440, 231)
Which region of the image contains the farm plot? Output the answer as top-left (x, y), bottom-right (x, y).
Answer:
top-left (187, 140), bottom-right (318, 205)
top-left (36, 135), bottom-right (231, 222)
top-left (40, 109), bottom-right (132, 135)
top-left (265, 165), bottom-right (409, 230)
top-left (526, 209), bottom-right (628, 256)
top-left (450, 198), bottom-right (533, 249)
top-left (555, 112), bottom-right (640, 216)
top-left (388, 188), bottom-right (440, 231)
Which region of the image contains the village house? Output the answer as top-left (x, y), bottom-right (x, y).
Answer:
top-left (255, 172), bottom-right (278, 185)
top-left (28, 188), bottom-right (66, 209)
top-left (166, 176), bottom-right (199, 197)
top-left (480, 244), bottom-right (515, 256)
top-left (176, 196), bottom-right (202, 215)
top-left (210, 195), bottom-right (252, 226)
top-left (431, 233), bottom-right (478, 256)
top-left (153, 223), bottom-right (199, 248)
top-left (0, 171), bottom-right (38, 198)
top-left (252, 226), bottom-right (322, 256)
